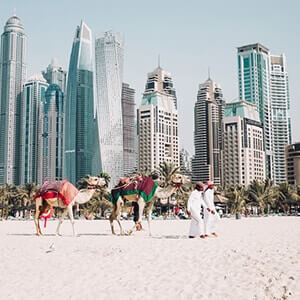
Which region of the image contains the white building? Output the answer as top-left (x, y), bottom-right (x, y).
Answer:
top-left (138, 67), bottom-right (179, 172)
top-left (223, 101), bottom-right (265, 186)
top-left (270, 54), bottom-right (291, 184)
top-left (0, 16), bottom-right (27, 184)
top-left (95, 31), bottom-right (124, 185)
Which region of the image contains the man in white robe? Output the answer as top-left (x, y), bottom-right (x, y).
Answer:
top-left (203, 180), bottom-right (220, 237)
top-left (187, 182), bottom-right (209, 238)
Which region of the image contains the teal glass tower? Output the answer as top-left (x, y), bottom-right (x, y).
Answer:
top-left (64, 21), bottom-right (100, 184)
top-left (237, 43), bottom-right (273, 179)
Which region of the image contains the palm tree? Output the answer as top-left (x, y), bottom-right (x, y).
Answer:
top-left (224, 185), bottom-right (246, 218)
top-left (97, 172), bottom-right (110, 187)
top-left (274, 182), bottom-right (299, 213)
top-left (156, 161), bottom-right (180, 187)
top-left (17, 183), bottom-right (38, 219)
top-left (247, 179), bottom-right (275, 215)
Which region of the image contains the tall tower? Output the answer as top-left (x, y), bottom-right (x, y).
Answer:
top-left (95, 31), bottom-right (124, 186)
top-left (192, 78), bottom-right (224, 185)
top-left (223, 101), bottom-right (265, 186)
top-left (0, 16), bottom-right (26, 184)
top-left (64, 21), bottom-right (100, 184)
top-left (121, 83), bottom-right (136, 175)
top-left (42, 58), bottom-right (67, 94)
top-left (237, 43), bottom-right (273, 179)
top-left (38, 84), bottom-right (64, 183)
top-left (20, 74), bottom-right (49, 184)
top-left (270, 54), bottom-right (291, 184)
top-left (144, 66), bottom-right (177, 109)
top-left (138, 66), bottom-right (179, 172)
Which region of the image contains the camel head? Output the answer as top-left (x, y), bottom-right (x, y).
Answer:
top-left (170, 173), bottom-right (190, 187)
top-left (87, 176), bottom-right (106, 189)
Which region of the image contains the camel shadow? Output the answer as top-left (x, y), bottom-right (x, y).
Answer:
top-left (7, 233), bottom-right (57, 236)
top-left (150, 235), bottom-right (188, 239)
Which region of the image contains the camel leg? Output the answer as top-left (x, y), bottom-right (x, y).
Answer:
top-left (109, 209), bottom-right (117, 235)
top-left (56, 208), bottom-right (68, 236)
top-left (147, 202), bottom-right (155, 237)
top-left (34, 200), bottom-right (42, 236)
top-left (127, 197), bottom-right (145, 235)
top-left (67, 204), bottom-right (77, 237)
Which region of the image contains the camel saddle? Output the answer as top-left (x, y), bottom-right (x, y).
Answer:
top-left (34, 180), bottom-right (79, 206)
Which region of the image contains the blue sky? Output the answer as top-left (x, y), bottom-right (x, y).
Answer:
top-left (1, 0), bottom-right (299, 153)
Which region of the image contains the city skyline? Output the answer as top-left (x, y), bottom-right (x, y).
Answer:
top-left (0, 0), bottom-right (299, 155)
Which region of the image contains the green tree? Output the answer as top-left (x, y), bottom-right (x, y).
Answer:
top-left (156, 161), bottom-right (180, 187)
top-left (224, 185), bottom-right (246, 218)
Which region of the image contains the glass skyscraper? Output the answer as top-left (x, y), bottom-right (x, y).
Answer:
top-left (20, 74), bottom-right (48, 184)
top-left (38, 84), bottom-right (64, 183)
top-left (0, 16), bottom-right (27, 184)
top-left (192, 78), bottom-right (224, 185)
top-left (238, 43), bottom-right (291, 184)
top-left (95, 31), bottom-right (124, 186)
top-left (64, 21), bottom-right (100, 184)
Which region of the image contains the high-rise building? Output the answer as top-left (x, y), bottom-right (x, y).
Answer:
top-left (144, 65), bottom-right (177, 109)
top-left (64, 21), bottom-right (100, 184)
top-left (237, 43), bottom-right (292, 185)
top-left (285, 143), bottom-right (300, 186)
top-left (192, 78), bottom-right (224, 185)
top-left (237, 43), bottom-right (273, 179)
top-left (121, 83), bottom-right (136, 175)
top-left (20, 74), bottom-right (49, 184)
top-left (223, 101), bottom-right (265, 186)
top-left (95, 31), bottom-right (124, 185)
top-left (138, 66), bottom-right (179, 172)
top-left (180, 148), bottom-right (192, 177)
top-left (0, 16), bottom-right (27, 184)
top-left (42, 58), bottom-right (67, 94)
top-left (37, 84), bottom-right (64, 183)
top-left (270, 54), bottom-right (291, 184)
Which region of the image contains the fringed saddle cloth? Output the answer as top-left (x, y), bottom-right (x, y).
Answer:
top-left (34, 180), bottom-right (79, 206)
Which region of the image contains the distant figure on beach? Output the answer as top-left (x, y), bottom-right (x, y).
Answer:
top-left (187, 181), bottom-right (210, 239)
top-left (203, 180), bottom-right (220, 237)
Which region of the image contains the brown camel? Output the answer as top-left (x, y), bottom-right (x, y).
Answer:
top-left (109, 174), bottom-right (190, 236)
top-left (34, 176), bottom-right (106, 236)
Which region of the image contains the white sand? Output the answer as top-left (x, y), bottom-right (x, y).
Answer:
top-left (0, 217), bottom-right (299, 299)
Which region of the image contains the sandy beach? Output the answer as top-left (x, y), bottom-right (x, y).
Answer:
top-left (0, 217), bottom-right (299, 300)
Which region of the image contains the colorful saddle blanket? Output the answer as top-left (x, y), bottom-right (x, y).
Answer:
top-left (110, 176), bottom-right (158, 204)
top-left (34, 180), bottom-right (79, 206)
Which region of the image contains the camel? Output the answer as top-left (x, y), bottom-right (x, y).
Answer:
top-left (34, 176), bottom-right (106, 236)
top-left (109, 174), bottom-right (190, 236)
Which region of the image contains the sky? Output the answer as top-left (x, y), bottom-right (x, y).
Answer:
top-left (1, 0), bottom-right (299, 154)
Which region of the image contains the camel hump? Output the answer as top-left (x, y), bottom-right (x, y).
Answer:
top-left (38, 180), bottom-right (68, 195)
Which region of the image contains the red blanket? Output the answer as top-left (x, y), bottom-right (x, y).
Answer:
top-left (34, 180), bottom-right (79, 206)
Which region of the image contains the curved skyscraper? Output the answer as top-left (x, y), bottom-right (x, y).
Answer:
top-left (95, 31), bottom-right (124, 185)
top-left (64, 21), bottom-right (100, 184)
top-left (0, 16), bottom-right (26, 184)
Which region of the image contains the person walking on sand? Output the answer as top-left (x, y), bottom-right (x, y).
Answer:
top-left (203, 180), bottom-right (220, 237)
top-left (187, 182), bottom-right (211, 239)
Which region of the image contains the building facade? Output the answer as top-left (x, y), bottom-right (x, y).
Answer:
top-left (237, 43), bottom-right (291, 185)
top-left (270, 54), bottom-right (291, 184)
top-left (37, 84), bottom-right (64, 183)
top-left (138, 67), bottom-right (179, 172)
top-left (223, 101), bottom-right (265, 186)
top-left (121, 83), bottom-right (136, 175)
top-left (179, 148), bottom-right (192, 177)
top-left (192, 78), bottom-right (224, 185)
top-left (42, 58), bottom-right (67, 95)
top-left (95, 31), bottom-right (124, 185)
top-left (0, 16), bottom-right (27, 184)
top-left (285, 143), bottom-right (300, 186)
top-left (64, 21), bottom-right (100, 184)
top-left (144, 66), bottom-right (177, 109)
top-left (20, 74), bottom-right (49, 184)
